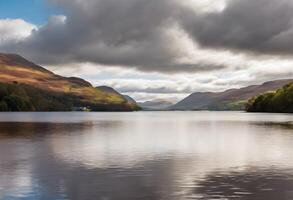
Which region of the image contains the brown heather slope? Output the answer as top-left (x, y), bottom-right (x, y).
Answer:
top-left (171, 79), bottom-right (293, 110)
top-left (0, 53), bottom-right (139, 111)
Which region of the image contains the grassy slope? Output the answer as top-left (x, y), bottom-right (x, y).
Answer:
top-left (0, 53), bottom-right (139, 111)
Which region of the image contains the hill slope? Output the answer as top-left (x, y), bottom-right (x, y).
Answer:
top-left (246, 82), bottom-right (293, 113)
top-left (171, 79), bottom-right (293, 111)
top-left (0, 53), bottom-right (139, 111)
top-left (96, 86), bottom-right (140, 110)
top-left (138, 99), bottom-right (174, 110)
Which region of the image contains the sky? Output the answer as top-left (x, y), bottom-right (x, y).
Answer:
top-left (1, 0), bottom-right (293, 102)
top-left (0, 0), bottom-right (62, 25)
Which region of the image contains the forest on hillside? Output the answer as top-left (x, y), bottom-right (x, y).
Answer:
top-left (0, 82), bottom-right (138, 111)
top-left (246, 82), bottom-right (293, 113)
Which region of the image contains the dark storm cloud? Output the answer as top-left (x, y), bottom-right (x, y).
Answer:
top-left (3, 0), bottom-right (210, 73)
top-left (183, 0), bottom-right (293, 55)
top-left (1, 0), bottom-right (227, 73)
top-left (2, 0), bottom-right (293, 73)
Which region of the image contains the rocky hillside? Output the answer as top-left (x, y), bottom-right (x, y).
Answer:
top-left (0, 53), bottom-right (139, 111)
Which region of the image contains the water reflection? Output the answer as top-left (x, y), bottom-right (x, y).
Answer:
top-left (0, 112), bottom-right (293, 200)
top-left (31, 155), bottom-right (185, 200)
top-left (0, 122), bottom-right (94, 139)
top-left (253, 121), bottom-right (293, 130)
top-left (194, 168), bottom-right (293, 200)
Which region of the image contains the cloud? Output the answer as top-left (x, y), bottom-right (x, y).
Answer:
top-left (0, 0), bottom-right (229, 73)
top-left (183, 0), bottom-right (293, 55)
top-left (3, 0), bottom-right (293, 73)
top-left (2, 0), bottom-right (293, 70)
top-left (0, 19), bottom-right (36, 45)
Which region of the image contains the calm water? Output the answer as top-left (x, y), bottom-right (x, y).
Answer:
top-left (0, 111), bottom-right (293, 200)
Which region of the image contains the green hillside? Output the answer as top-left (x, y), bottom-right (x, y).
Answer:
top-left (246, 82), bottom-right (293, 113)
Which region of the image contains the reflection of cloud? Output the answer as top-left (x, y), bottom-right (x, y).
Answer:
top-left (34, 156), bottom-right (187, 200)
top-left (50, 112), bottom-right (293, 170)
top-left (0, 140), bottom-right (33, 199)
top-left (0, 169), bottom-right (32, 199)
top-left (47, 112), bottom-right (293, 198)
top-left (1, 112), bottom-right (293, 199)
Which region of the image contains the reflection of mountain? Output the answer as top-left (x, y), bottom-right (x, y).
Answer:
top-left (0, 122), bottom-right (94, 139)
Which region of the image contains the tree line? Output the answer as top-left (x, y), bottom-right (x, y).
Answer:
top-left (246, 82), bottom-right (293, 113)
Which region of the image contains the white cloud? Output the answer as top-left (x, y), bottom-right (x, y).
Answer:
top-left (0, 19), bottom-right (37, 46)
top-left (180, 0), bottom-right (227, 13)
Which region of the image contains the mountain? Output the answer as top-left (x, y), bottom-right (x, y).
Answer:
top-left (96, 86), bottom-right (120, 94)
top-left (123, 95), bottom-right (137, 105)
top-left (171, 79), bottom-right (293, 111)
top-left (246, 82), bottom-right (293, 113)
top-left (0, 53), bottom-right (139, 111)
top-left (96, 86), bottom-right (140, 110)
top-left (138, 99), bottom-right (174, 110)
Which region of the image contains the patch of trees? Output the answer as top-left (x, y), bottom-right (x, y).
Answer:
top-left (0, 82), bottom-right (139, 112)
top-left (246, 82), bottom-right (293, 113)
top-left (208, 100), bottom-right (247, 111)
top-left (0, 83), bottom-right (74, 111)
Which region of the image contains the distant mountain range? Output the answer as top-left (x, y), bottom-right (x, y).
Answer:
top-left (0, 53), bottom-right (140, 111)
top-left (171, 79), bottom-right (293, 111)
top-left (138, 99), bottom-right (174, 110)
top-left (1, 53), bottom-right (292, 112)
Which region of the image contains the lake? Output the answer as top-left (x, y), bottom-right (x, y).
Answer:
top-left (0, 111), bottom-right (293, 200)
